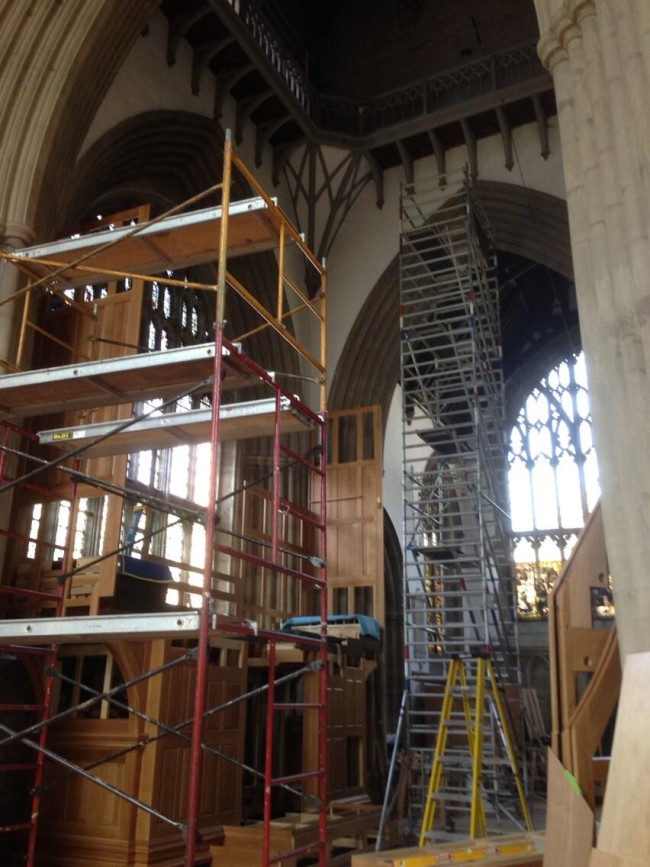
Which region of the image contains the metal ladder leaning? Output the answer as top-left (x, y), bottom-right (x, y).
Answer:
top-left (418, 653), bottom-right (533, 845)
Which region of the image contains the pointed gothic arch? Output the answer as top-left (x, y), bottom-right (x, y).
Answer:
top-left (329, 181), bottom-right (576, 428)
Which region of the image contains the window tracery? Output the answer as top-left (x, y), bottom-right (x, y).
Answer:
top-left (508, 351), bottom-right (601, 618)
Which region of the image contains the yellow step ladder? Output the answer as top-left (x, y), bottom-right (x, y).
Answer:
top-left (419, 653), bottom-right (533, 844)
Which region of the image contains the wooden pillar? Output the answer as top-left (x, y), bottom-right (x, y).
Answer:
top-left (534, 0), bottom-right (650, 660)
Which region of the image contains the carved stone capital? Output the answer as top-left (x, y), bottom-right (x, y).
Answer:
top-left (537, 27), bottom-right (568, 72)
top-left (537, 0), bottom-right (595, 71)
top-left (0, 221), bottom-right (35, 252)
top-left (565, 0), bottom-right (596, 25)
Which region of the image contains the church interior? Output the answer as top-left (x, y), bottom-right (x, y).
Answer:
top-left (0, 1), bottom-right (648, 865)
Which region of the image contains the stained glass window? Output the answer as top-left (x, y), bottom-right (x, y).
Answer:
top-left (508, 351), bottom-right (601, 618)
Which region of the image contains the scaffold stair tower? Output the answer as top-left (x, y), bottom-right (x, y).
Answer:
top-left (400, 172), bottom-right (525, 838)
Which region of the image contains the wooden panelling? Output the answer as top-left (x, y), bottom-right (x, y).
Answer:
top-left (234, 484), bottom-right (317, 628)
top-left (303, 655), bottom-right (376, 803)
top-left (548, 501), bottom-right (619, 808)
top-left (320, 407), bottom-right (384, 625)
top-left (592, 651), bottom-right (650, 866)
top-left (37, 638), bottom-right (247, 866)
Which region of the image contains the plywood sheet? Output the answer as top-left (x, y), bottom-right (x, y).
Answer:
top-left (589, 850), bottom-right (646, 867)
top-left (351, 832), bottom-right (543, 866)
top-left (594, 651), bottom-right (650, 863)
top-left (12, 197), bottom-right (283, 288)
top-left (543, 750), bottom-right (593, 867)
top-left (0, 343), bottom-right (255, 419)
top-left (38, 400), bottom-right (311, 457)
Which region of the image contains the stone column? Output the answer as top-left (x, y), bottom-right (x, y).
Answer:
top-left (534, 0), bottom-right (650, 661)
top-left (0, 225), bottom-right (35, 369)
top-left (0, 225), bottom-right (35, 580)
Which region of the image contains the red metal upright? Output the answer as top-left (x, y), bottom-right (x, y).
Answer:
top-left (185, 130), bottom-right (233, 865)
top-left (0, 427), bottom-right (78, 866)
top-left (317, 417), bottom-right (328, 867)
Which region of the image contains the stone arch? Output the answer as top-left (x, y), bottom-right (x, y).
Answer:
top-left (61, 110), bottom-right (299, 377)
top-left (0, 2), bottom-right (157, 241)
top-left (329, 181), bottom-right (576, 428)
top-left (62, 111), bottom-right (228, 232)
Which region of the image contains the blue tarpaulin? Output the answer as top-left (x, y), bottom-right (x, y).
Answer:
top-left (281, 614), bottom-right (381, 640)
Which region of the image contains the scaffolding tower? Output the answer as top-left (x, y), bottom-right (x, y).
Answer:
top-left (399, 173), bottom-right (522, 838)
top-left (0, 132), bottom-right (329, 867)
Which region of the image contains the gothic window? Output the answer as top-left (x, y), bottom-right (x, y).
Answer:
top-left (127, 267), bottom-right (217, 598)
top-left (142, 272), bottom-right (213, 356)
top-left (508, 351), bottom-right (601, 619)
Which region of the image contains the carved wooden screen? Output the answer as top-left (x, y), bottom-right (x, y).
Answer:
top-left (72, 208), bottom-right (148, 605)
top-left (234, 484), bottom-right (317, 629)
top-left (24, 207), bottom-right (149, 610)
top-left (322, 406), bottom-right (384, 626)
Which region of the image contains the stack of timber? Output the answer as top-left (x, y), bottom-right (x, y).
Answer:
top-left (212, 802), bottom-right (384, 867)
top-left (350, 832), bottom-right (543, 867)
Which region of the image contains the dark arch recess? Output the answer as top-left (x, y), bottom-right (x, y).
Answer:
top-left (63, 111), bottom-right (228, 229)
top-left (63, 110), bottom-right (299, 379)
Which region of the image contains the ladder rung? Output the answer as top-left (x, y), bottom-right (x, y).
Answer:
top-left (0, 821), bottom-right (32, 833)
top-left (440, 723), bottom-right (492, 733)
top-left (0, 761), bottom-right (38, 772)
top-left (0, 703), bottom-right (45, 712)
top-left (427, 792), bottom-right (475, 804)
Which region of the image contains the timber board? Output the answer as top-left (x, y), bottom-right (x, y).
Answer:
top-left (351, 832), bottom-right (544, 866)
top-left (37, 398), bottom-right (312, 457)
top-left (0, 343), bottom-right (255, 419)
top-left (11, 197), bottom-right (285, 288)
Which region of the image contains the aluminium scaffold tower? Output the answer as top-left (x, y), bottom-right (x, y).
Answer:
top-left (399, 172), bottom-right (525, 839)
top-left (0, 131), bottom-right (329, 867)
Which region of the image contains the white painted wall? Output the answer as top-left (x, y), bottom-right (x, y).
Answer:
top-left (80, 10), bottom-right (271, 192)
top-left (81, 12), bottom-right (214, 156)
top-left (326, 121), bottom-right (566, 543)
top-left (384, 385), bottom-right (404, 539)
